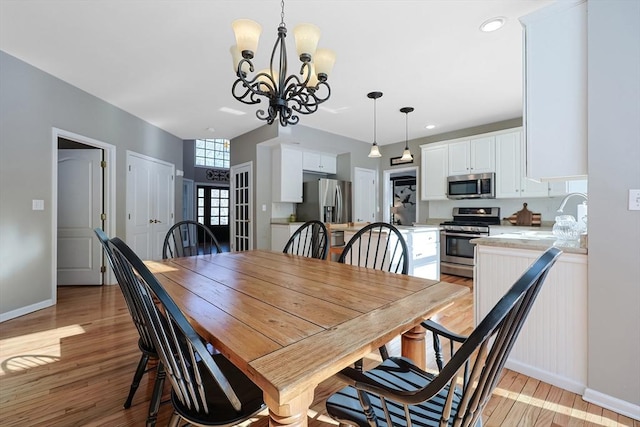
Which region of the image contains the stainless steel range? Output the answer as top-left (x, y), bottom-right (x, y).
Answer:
top-left (440, 207), bottom-right (500, 278)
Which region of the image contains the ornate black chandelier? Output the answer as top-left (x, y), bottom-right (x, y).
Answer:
top-left (230, 0), bottom-right (336, 126)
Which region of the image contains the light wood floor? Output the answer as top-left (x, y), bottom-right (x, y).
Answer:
top-left (0, 274), bottom-right (637, 427)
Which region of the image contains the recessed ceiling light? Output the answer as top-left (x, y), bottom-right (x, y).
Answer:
top-left (206, 127), bottom-right (216, 132)
top-left (425, 124), bottom-right (436, 130)
top-left (480, 17), bottom-right (506, 32)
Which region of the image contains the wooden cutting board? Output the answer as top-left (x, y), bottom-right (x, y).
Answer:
top-left (504, 203), bottom-right (541, 226)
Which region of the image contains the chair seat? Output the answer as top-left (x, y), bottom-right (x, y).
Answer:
top-left (326, 357), bottom-right (480, 427)
top-left (171, 353), bottom-right (265, 426)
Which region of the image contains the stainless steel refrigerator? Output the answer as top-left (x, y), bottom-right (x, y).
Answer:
top-left (296, 178), bottom-right (352, 224)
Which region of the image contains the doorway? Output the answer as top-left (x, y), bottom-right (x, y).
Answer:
top-left (353, 167), bottom-right (377, 223)
top-left (53, 128), bottom-right (116, 289)
top-left (383, 166), bottom-right (419, 225)
top-left (196, 184), bottom-right (230, 248)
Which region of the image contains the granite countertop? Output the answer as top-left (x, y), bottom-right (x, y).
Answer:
top-left (471, 231), bottom-right (587, 255)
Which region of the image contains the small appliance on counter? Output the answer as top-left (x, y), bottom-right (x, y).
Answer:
top-left (440, 207), bottom-right (500, 278)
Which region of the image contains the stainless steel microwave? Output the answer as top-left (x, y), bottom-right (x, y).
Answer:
top-left (447, 172), bottom-right (496, 199)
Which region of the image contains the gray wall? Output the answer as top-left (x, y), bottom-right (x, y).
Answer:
top-left (0, 51), bottom-right (183, 318)
top-left (587, 0), bottom-right (640, 407)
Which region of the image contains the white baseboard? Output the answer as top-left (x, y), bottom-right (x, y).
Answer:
top-left (505, 359), bottom-right (586, 395)
top-left (0, 298), bottom-right (54, 323)
top-left (583, 388), bottom-right (640, 421)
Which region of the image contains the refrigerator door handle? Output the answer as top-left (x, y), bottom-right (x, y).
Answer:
top-left (336, 185), bottom-right (342, 223)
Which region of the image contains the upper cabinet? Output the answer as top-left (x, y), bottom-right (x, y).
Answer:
top-left (272, 145), bottom-right (303, 203)
top-left (495, 129), bottom-right (548, 198)
top-left (520, 0), bottom-right (587, 180)
top-left (420, 143), bottom-right (449, 200)
top-left (448, 137), bottom-right (495, 176)
top-left (302, 151), bottom-right (337, 174)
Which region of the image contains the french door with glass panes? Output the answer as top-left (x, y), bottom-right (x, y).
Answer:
top-left (196, 185), bottom-right (230, 246)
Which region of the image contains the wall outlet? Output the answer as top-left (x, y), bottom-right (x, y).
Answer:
top-left (629, 189), bottom-right (640, 211)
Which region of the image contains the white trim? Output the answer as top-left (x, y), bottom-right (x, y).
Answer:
top-left (53, 128), bottom-right (117, 287)
top-left (583, 388), bottom-right (640, 421)
top-left (0, 299), bottom-right (55, 323)
top-left (382, 166), bottom-right (419, 224)
top-left (504, 359), bottom-right (586, 395)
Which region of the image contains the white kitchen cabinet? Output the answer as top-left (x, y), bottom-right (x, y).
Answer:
top-left (406, 228), bottom-right (440, 281)
top-left (420, 143), bottom-right (448, 200)
top-left (495, 129), bottom-right (548, 198)
top-left (474, 245), bottom-right (587, 394)
top-left (302, 151), bottom-right (336, 174)
top-left (272, 145), bottom-right (303, 203)
top-left (270, 223), bottom-right (302, 252)
top-left (521, 0), bottom-right (587, 180)
top-left (448, 136), bottom-right (495, 176)
top-left (548, 179), bottom-right (588, 197)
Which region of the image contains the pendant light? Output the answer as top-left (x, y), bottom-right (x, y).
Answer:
top-left (400, 107), bottom-right (414, 161)
top-left (367, 91), bottom-right (383, 158)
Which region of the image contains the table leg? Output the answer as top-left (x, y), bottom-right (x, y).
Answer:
top-left (264, 387), bottom-right (315, 427)
top-left (401, 324), bottom-right (426, 370)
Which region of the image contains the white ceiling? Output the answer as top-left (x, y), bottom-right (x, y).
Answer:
top-left (0, 0), bottom-right (553, 146)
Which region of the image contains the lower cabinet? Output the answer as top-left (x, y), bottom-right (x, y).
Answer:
top-left (474, 245), bottom-right (587, 394)
top-left (342, 227), bottom-right (440, 280)
top-left (270, 223), bottom-right (302, 252)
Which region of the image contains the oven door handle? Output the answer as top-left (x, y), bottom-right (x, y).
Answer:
top-left (442, 232), bottom-right (486, 238)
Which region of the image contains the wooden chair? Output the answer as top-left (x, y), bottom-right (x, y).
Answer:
top-left (326, 247), bottom-right (563, 427)
top-left (108, 236), bottom-right (266, 427)
top-left (338, 222), bottom-right (410, 368)
top-left (94, 228), bottom-right (165, 426)
top-left (162, 220), bottom-right (222, 259)
top-left (338, 222), bottom-right (409, 275)
top-left (283, 220), bottom-right (329, 260)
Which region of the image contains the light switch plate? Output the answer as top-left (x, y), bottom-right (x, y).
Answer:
top-left (32, 199), bottom-right (44, 210)
top-left (629, 189), bottom-right (640, 211)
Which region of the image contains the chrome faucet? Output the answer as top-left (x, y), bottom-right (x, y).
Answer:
top-left (557, 192), bottom-right (588, 212)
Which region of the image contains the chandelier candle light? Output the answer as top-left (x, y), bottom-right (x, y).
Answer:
top-left (230, 0), bottom-right (336, 126)
top-left (367, 91), bottom-right (383, 158)
top-left (400, 107), bottom-right (414, 161)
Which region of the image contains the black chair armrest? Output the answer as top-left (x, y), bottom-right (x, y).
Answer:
top-left (421, 319), bottom-right (468, 343)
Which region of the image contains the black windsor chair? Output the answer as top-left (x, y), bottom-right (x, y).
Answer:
top-left (338, 222), bottom-right (410, 368)
top-left (108, 236), bottom-right (266, 427)
top-left (94, 228), bottom-right (165, 426)
top-left (283, 220), bottom-right (329, 260)
top-left (326, 247), bottom-right (563, 427)
top-left (162, 220), bottom-right (223, 259)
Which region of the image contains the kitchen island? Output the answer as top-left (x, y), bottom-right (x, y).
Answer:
top-left (471, 233), bottom-right (587, 395)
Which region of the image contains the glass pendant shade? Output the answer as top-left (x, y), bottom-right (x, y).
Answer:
top-left (313, 48), bottom-right (336, 79)
top-left (399, 106), bottom-right (414, 161)
top-left (293, 23), bottom-right (321, 59)
top-left (232, 19), bottom-right (262, 56)
top-left (368, 143), bottom-right (382, 158)
top-left (229, 45), bottom-right (250, 74)
top-left (401, 147), bottom-right (413, 161)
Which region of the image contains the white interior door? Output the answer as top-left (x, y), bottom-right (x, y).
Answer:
top-left (353, 167), bottom-right (377, 223)
top-left (230, 161), bottom-right (253, 252)
top-left (57, 149), bottom-right (103, 285)
top-left (126, 152), bottom-right (174, 260)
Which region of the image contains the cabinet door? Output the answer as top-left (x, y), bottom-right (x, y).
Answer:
top-left (302, 151), bottom-right (322, 172)
top-left (271, 224), bottom-right (292, 252)
top-left (470, 136), bottom-right (495, 173)
top-left (521, 1), bottom-right (587, 180)
top-left (320, 153), bottom-right (337, 174)
top-left (421, 144), bottom-right (449, 200)
top-left (495, 132), bottom-right (522, 198)
top-left (448, 141), bottom-right (470, 175)
top-left (272, 146), bottom-right (303, 203)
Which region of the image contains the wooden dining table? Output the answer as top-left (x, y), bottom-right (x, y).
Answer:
top-left (146, 250), bottom-right (469, 427)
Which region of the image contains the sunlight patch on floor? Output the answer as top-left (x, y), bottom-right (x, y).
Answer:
top-left (0, 324), bottom-right (85, 374)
